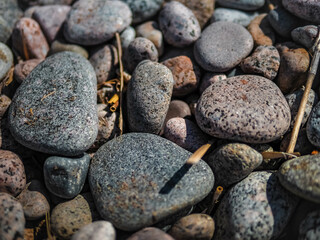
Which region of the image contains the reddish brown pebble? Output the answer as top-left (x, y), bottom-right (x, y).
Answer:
top-left (127, 227), bottom-right (174, 240)
top-left (247, 14), bottom-right (275, 46)
top-left (13, 59), bottom-right (43, 84)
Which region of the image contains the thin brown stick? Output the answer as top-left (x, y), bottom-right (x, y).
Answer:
top-left (186, 143), bottom-right (212, 165)
top-left (115, 32), bottom-right (124, 135)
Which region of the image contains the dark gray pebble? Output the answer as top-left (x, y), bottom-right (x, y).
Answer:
top-left (307, 101), bottom-right (320, 148)
top-left (216, 0), bottom-right (265, 11)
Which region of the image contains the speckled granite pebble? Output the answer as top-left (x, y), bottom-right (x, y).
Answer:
top-left (199, 72), bottom-right (226, 94)
top-left (126, 60), bottom-right (173, 134)
top-left (127, 227), bottom-right (174, 240)
top-left (0, 192), bottom-right (25, 240)
top-left (247, 14), bottom-right (275, 46)
top-left (13, 59), bottom-right (43, 84)
top-left (0, 0), bottom-right (23, 33)
top-left (211, 8), bottom-right (258, 27)
top-left (159, 1), bottom-right (201, 48)
top-left (44, 154), bottom-right (90, 199)
top-left (89, 133), bottom-right (214, 231)
top-left (0, 42), bottom-right (13, 82)
top-left (216, 0), bottom-right (265, 10)
top-left (307, 101), bottom-right (320, 148)
top-left (48, 40), bottom-right (89, 59)
top-left (0, 150), bottom-right (26, 196)
top-left (194, 21), bottom-right (253, 72)
top-left (0, 95), bottom-right (11, 117)
top-left (214, 171), bottom-right (299, 239)
top-left (119, 26), bottom-right (136, 50)
top-left (280, 129), bottom-right (314, 156)
top-left (164, 100), bottom-right (191, 125)
top-left (240, 45), bottom-right (280, 80)
top-left (64, 0), bottom-right (132, 45)
top-left (8, 51), bottom-right (98, 156)
top-left (298, 210), bottom-right (320, 239)
top-left (283, 0), bottom-right (320, 24)
top-left (196, 75), bottom-right (291, 143)
top-left (71, 221), bottom-right (116, 240)
top-left (278, 154), bottom-right (320, 204)
top-left (291, 25), bottom-right (318, 50)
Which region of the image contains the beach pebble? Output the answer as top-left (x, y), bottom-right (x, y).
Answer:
top-left (282, 0), bottom-right (320, 24)
top-left (0, 0), bottom-right (23, 39)
top-left (0, 16), bottom-right (12, 43)
top-left (89, 133), bottom-right (214, 231)
top-left (214, 171), bottom-right (299, 239)
top-left (307, 101), bottom-right (320, 148)
top-left (199, 72), bottom-right (226, 94)
top-left (159, 1), bottom-right (201, 48)
top-left (0, 150), bottom-right (26, 197)
top-left (13, 59), bottom-right (43, 84)
top-left (240, 45), bottom-right (280, 80)
top-left (0, 192), bottom-right (25, 240)
top-left (48, 40), bottom-right (89, 59)
top-left (196, 75), bottom-right (291, 143)
top-left (71, 221), bottom-right (116, 240)
top-left (164, 100), bottom-right (191, 125)
top-left (216, 0), bottom-right (265, 10)
top-left (247, 14), bottom-right (276, 46)
top-left (8, 51), bottom-right (98, 156)
top-left (119, 26), bottom-right (136, 50)
top-left (291, 25), bottom-right (318, 49)
top-left (194, 21), bottom-right (253, 72)
top-left (19, 0), bottom-right (73, 9)
top-left (298, 210), bottom-right (320, 239)
top-left (0, 95), bottom-right (11, 117)
top-left (126, 60), bottom-right (173, 134)
top-left (211, 8), bottom-right (258, 27)
top-left (162, 56), bottom-right (200, 97)
top-left (0, 42), bottom-right (13, 82)
top-left (127, 227), bottom-right (174, 240)
top-left (64, 0), bottom-right (132, 45)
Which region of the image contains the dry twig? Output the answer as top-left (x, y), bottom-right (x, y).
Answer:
top-left (115, 32), bottom-right (124, 135)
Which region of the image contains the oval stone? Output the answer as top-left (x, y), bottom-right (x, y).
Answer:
top-left (283, 0), bottom-right (320, 24)
top-left (0, 42), bottom-right (13, 82)
top-left (291, 25), bottom-right (318, 49)
top-left (195, 75), bottom-right (291, 143)
top-left (127, 227), bottom-right (174, 240)
top-left (71, 221), bottom-right (116, 240)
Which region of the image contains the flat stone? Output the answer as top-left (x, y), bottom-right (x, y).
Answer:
top-left (126, 60), bottom-right (173, 134)
top-left (195, 75), bottom-right (291, 143)
top-left (0, 42), bottom-right (13, 82)
top-left (194, 21), bottom-right (253, 72)
top-left (127, 227), bottom-right (174, 240)
top-left (48, 40), bottom-right (89, 59)
top-left (199, 72), bottom-right (226, 94)
top-left (298, 210), bottom-right (320, 239)
top-left (71, 221), bottom-right (116, 240)
top-left (13, 59), bottom-right (43, 84)
top-left (89, 133), bottom-right (214, 231)
top-left (247, 14), bottom-right (275, 46)
top-left (278, 154), bottom-right (320, 204)
top-left (8, 51), bottom-right (98, 156)
top-left (291, 25), bottom-right (318, 49)
top-left (214, 171), bottom-right (299, 239)
top-left (283, 0), bottom-right (320, 24)
top-left (211, 7), bottom-right (258, 27)
top-left (216, 0), bottom-right (265, 11)
top-left (64, 0), bottom-right (132, 45)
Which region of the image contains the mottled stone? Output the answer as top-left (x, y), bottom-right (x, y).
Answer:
top-left (278, 154), bottom-right (320, 203)
top-left (0, 0), bottom-right (23, 31)
top-left (199, 72), bottom-right (226, 94)
top-left (0, 150), bottom-right (26, 196)
top-left (13, 59), bottom-right (43, 84)
top-left (0, 192), bottom-right (25, 240)
top-left (291, 25), bottom-right (318, 49)
top-left (0, 42), bottom-right (13, 83)
top-left (64, 0), bottom-right (132, 45)
top-left (119, 26), bottom-right (136, 50)
top-left (194, 21), bottom-right (253, 72)
top-left (89, 133), bottom-right (214, 231)
top-left (240, 45), bottom-right (280, 80)
top-left (126, 60), bottom-right (173, 134)
top-left (8, 52), bottom-right (98, 156)
top-left (0, 95), bottom-right (11, 117)
top-left (307, 101), bottom-right (320, 148)
top-left (164, 100), bottom-right (191, 125)
top-left (214, 171), bottom-right (299, 239)
top-left (216, 0), bottom-right (265, 10)
top-left (247, 14), bottom-right (276, 46)
top-left (0, 16), bottom-right (12, 43)
top-left (196, 75), bottom-right (291, 143)
top-left (283, 0), bottom-right (320, 24)
top-left (128, 227), bottom-right (174, 240)
top-left (71, 221), bottom-right (116, 240)
top-left (159, 1), bottom-right (201, 48)
top-left (211, 7), bottom-right (258, 27)
top-left (299, 210), bottom-right (320, 239)
top-left (48, 40), bottom-right (89, 59)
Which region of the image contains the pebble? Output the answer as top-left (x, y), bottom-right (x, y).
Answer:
top-left (126, 60), bottom-right (173, 134)
top-left (282, 0), bottom-right (320, 24)
top-left (0, 95), bottom-right (11, 117)
top-left (194, 21), bottom-right (253, 72)
top-left (0, 0), bottom-right (23, 30)
top-left (0, 42), bottom-right (13, 82)
top-left (307, 101), bottom-right (320, 148)
top-left (127, 227), bottom-right (174, 240)
top-left (164, 117), bottom-right (209, 152)
top-left (124, 37), bottom-right (159, 73)
top-left (247, 14), bottom-right (276, 46)
top-left (0, 16), bottom-right (12, 43)
top-left (207, 143), bottom-right (263, 187)
top-left (63, 0), bottom-right (132, 45)
top-left (32, 5), bottom-right (71, 43)
top-left (48, 40), bottom-right (89, 59)
top-left (164, 100), bottom-right (191, 125)
top-left (89, 133), bottom-right (214, 231)
top-left (199, 72), bottom-right (227, 94)
top-left (291, 25), bottom-right (318, 49)
top-left (71, 221), bottom-right (116, 240)
top-left (211, 8), bottom-right (259, 27)
top-left (240, 45), bottom-right (280, 80)
top-left (119, 26), bottom-right (136, 50)
top-left (0, 150), bottom-right (26, 197)
top-left (216, 0), bottom-right (265, 11)
top-left (0, 192), bottom-right (25, 240)
top-left (162, 56), bottom-right (200, 97)
top-left (278, 154), bottom-right (320, 204)
top-left (298, 210), bottom-right (320, 239)
top-left (43, 153), bottom-right (91, 199)
top-left (159, 1), bottom-right (201, 48)
top-left (13, 59), bottom-right (43, 84)
top-left (19, 0), bottom-right (73, 9)
top-left (8, 51), bottom-right (98, 156)
top-left (168, 214), bottom-right (215, 240)
top-left (214, 171), bottom-right (299, 239)
top-left (89, 44), bottom-right (119, 85)
top-left (195, 75), bottom-right (291, 143)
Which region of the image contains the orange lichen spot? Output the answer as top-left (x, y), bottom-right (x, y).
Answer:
top-left (240, 79), bottom-right (248, 85)
top-left (311, 150), bottom-right (319, 155)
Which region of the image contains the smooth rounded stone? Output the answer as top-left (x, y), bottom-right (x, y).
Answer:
top-left (168, 214), bottom-right (215, 240)
top-left (211, 7), bottom-right (259, 27)
top-left (32, 5), bottom-right (71, 43)
top-left (89, 133), bottom-right (214, 231)
top-left (162, 56), bottom-right (200, 97)
top-left (64, 0), bottom-right (132, 46)
top-left (164, 117), bottom-right (209, 153)
top-left (0, 0), bottom-right (23, 29)
top-left (0, 42), bottom-right (13, 82)
top-left (207, 143), bottom-right (263, 187)
top-left (126, 60), bottom-right (173, 134)
top-left (282, 0), bottom-right (320, 24)
top-left (136, 21), bottom-right (164, 56)
top-left (276, 42), bottom-right (310, 94)
top-left (278, 154), bottom-right (320, 204)
top-left (216, 0), bottom-right (265, 10)
top-left (0, 16), bottom-right (12, 43)
top-left (0, 150), bottom-right (26, 196)
top-left (307, 101), bottom-right (320, 148)
top-left (0, 95), bottom-right (11, 117)
top-left (214, 171), bottom-right (299, 240)
top-left (0, 192), bottom-right (25, 240)
top-left (71, 221), bottom-right (116, 240)
top-left (13, 59), bottom-right (43, 84)
top-left (48, 40), bottom-right (89, 59)
top-left (292, 25), bottom-right (318, 50)
top-left (199, 72), bottom-right (226, 94)
top-left (240, 45), bottom-right (280, 80)
top-left (159, 1), bottom-right (201, 48)
top-left (196, 75), bottom-right (291, 143)
top-left (164, 100), bottom-right (191, 125)
top-left (286, 88), bottom-right (318, 129)
top-left (12, 17), bottom-right (49, 60)
top-left (127, 227), bottom-right (174, 240)
top-left (89, 45), bottom-right (119, 85)
top-left (124, 37), bottom-right (158, 73)
top-left (119, 26), bottom-right (136, 50)
top-left (247, 14), bottom-right (276, 46)
top-left (43, 153), bottom-right (91, 199)
top-left (194, 21), bottom-right (253, 72)
top-left (8, 51), bottom-right (98, 156)
top-left (280, 129), bottom-right (314, 156)
top-left (298, 210), bottom-right (320, 239)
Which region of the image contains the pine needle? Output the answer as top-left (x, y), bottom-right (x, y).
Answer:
top-left (186, 144), bottom-right (212, 165)
top-left (262, 151), bottom-right (300, 160)
top-left (115, 32), bottom-right (124, 135)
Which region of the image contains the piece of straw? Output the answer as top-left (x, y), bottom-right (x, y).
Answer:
top-left (115, 33), bottom-right (124, 135)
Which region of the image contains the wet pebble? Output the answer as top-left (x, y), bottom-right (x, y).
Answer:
top-left (48, 40), bottom-right (89, 59)
top-left (247, 14), bottom-right (275, 46)
top-left (298, 210), bottom-right (320, 239)
top-left (0, 42), bottom-right (13, 82)
top-left (211, 7), bottom-right (258, 27)
top-left (13, 59), bottom-right (43, 84)
top-left (127, 227), bottom-right (174, 240)
top-left (291, 25), bottom-right (318, 49)
top-left (71, 221), bottom-right (116, 240)
top-left (199, 72), bottom-right (227, 94)
top-left (216, 0), bottom-right (265, 10)
top-left (282, 0), bottom-right (320, 24)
